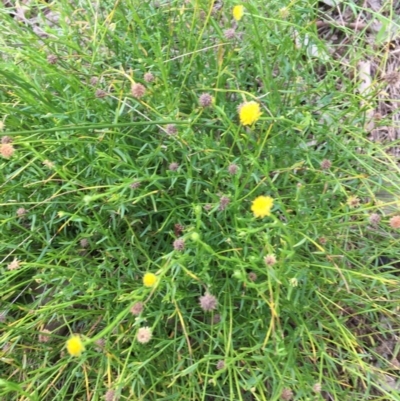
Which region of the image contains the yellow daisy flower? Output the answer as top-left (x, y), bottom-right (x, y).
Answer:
top-left (233, 5), bottom-right (244, 21)
top-left (66, 335), bottom-right (85, 357)
top-left (251, 196), bottom-right (274, 218)
top-left (239, 101), bottom-right (262, 126)
top-left (143, 272), bottom-right (157, 287)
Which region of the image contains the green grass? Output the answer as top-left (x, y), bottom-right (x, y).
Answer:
top-left (1, 0), bottom-right (400, 400)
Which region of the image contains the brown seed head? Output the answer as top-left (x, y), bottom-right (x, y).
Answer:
top-left (174, 223), bottom-right (184, 236)
top-left (80, 238), bottom-right (89, 248)
top-left (264, 254), bottom-right (277, 266)
top-left (90, 76), bottom-right (99, 86)
top-left (169, 162), bottom-right (179, 171)
top-left (199, 292), bottom-right (217, 312)
top-left (312, 383), bottom-right (322, 393)
top-left (131, 83), bottom-right (146, 98)
top-left (216, 360), bottom-right (225, 370)
top-left (95, 89), bottom-right (107, 98)
top-left (384, 71), bottom-right (400, 88)
top-left (144, 72), bottom-right (155, 83)
top-left (199, 93), bottom-right (213, 107)
top-left (280, 388), bottom-right (294, 400)
top-left (16, 207), bottom-right (27, 218)
top-left (0, 143), bottom-right (15, 158)
top-left (228, 163), bottom-right (238, 175)
top-left (224, 28), bottom-right (236, 40)
top-left (130, 181), bottom-right (141, 189)
top-left (166, 124), bottom-right (177, 135)
top-left (130, 302), bottom-right (144, 316)
top-left (105, 389), bottom-right (119, 401)
top-left (38, 329), bottom-right (51, 343)
top-left (173, 238), bottom-right (185, 251)
top-left (1, 136), bottom-right (12, 144)
top-left (248, 272), bottom-right (257, 282)
top-left (47, 54), bottom-right (58, 64)
top-left (347, 196), bottom-right (360, 208)
top-left (320, 159), bottom-right (332, 170)
top-left (219, 196), bottom-right (230, 211)
top-left (369, 213), bottom-right (381, 226)
top-left (212, 313), bottom-right (221, 324)
top-left (95, 338), bottom-right (105, 352)
top-left (137, 326), bottom-right (152, 343)
top-left (389, 215), bottom-right (400, 229)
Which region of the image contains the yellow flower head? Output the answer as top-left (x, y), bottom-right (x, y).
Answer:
top-left (233, 5), bottom-right (244, 21)
top-left (251, 196), bottom-right (274, 218)
top-left (66, 335), bottom-right (84, 357)
top-left (143, 272), bottom-right (157, 287)
top-left (239, 101), bottom-right (261, 126)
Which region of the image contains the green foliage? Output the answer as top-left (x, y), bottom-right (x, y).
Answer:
top-left (1, 0), bottom-right (400, 400)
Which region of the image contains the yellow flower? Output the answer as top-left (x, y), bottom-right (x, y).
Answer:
top-left (143, 272), bottom-right (157, 287)
top-left (233, 5), bottom-right (244, 21)
top-left (66, 335), bottom-right (84, 357)
top-left (239, 101), bottom-right (261, 126)
top-left (251, 196), bottom-right (274, 218)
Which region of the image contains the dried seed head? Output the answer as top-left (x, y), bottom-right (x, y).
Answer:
top-left (169, 162), bottom-right (179, 171)
top-left (347, 196), bottom-right (360, 208)
top-left (318, 236), bottom-right (327, 245)
top-left (384, 71), bottom-right (400, 88)
top-left (0, 143), bottom-right (15, 158)
top-left (90, 76), bottom-right (99, 86)
top-left (42, 160), bottom-right (55, 169)
top-left (130, 181), bottom-right (141, 189)
top-left (7, 258), bottom-right (20, 271)
top-left (312, 383), bottom-right (322, 393)
top-left (166, 124), bottom-right (177, 135)
top-left (280, 388), bottom-right (294, 400)
top-left (144, 72), bottom-right (155, 83)
top-left (389, 215), bottom-right (400, 229)
top-left (248, 272), bottom-right (257, 282)
top-left (137, 326), bottom-right (152, 344)
top-left (173, 238), bottom-right (185, 251)
top-left (204, 203), bottom-right (212, 211)
top-left (199, 292), bottom-right (218, 312)
top-left (199, 93), bottom-right (213, 107)
top-left (320, 159), bottom-right (332, 170)
top-left (104, 389), bottom-right (119, 401)
top-left (38, 329), bottom-right (51, 343)
top-left (47, 54), bottom-right (58, 64)
top-left (219, 196), bottom-right (230, 211)
top-left (212, 313), bottom-right (221, 324)
top-left (369, 213), bottom-right (381, 226)
top-left (131, 83), bottom-right (146, 98)
top-left (80, 238), bottom-right (89, 248)
top-left (228, 163), bottom-right (238, 175)
top-left (16, 207), bottom-right (27, 218)
top-left (95, 89), bottom-right (107, 98)
top-left (174, 223), bottom-right (184, 236)
top-left (130, 302), bottom-right (144, 316)
top-left (216, 360), bottom-right (225, 370)
top-left (95, 338), bottom-right (105, 352)
top-left (279, 7), bottom-right (289, 19)
top-left (0, 311), bottom-right (7, 323)
top-left (264, 254), bottom-right (277, 266)
top-left (1, 136), bottom-right (12, 144)
top-left (224, 28), bottom-right (236, 40)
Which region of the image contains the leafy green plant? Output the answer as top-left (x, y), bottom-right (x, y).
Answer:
top-left (1, 1), bottom-right (399, 400)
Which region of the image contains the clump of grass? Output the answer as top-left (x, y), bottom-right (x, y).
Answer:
top-left (0, 0), bottom-right (400, 400)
